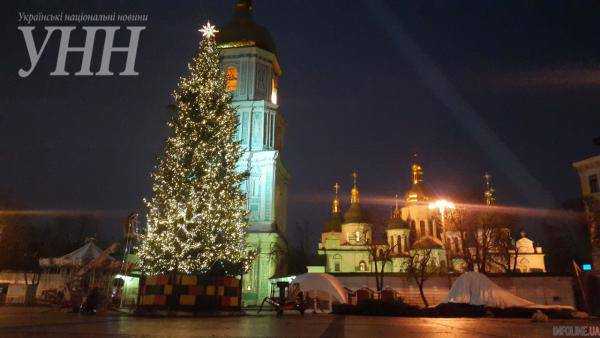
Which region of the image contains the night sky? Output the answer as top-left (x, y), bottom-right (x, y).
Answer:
top-left (3, 1), bottom-right (600, 247)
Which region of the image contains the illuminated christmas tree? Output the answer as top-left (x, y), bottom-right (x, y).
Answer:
top-left (138, 22), bottom-right (251, 276)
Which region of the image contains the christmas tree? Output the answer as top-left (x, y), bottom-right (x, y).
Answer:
top-left (138, 22), bottom-right (251, 276)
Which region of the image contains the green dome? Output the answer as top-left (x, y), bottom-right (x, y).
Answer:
top-left (387, 216), bottom-right (409, 230)
top-left (324, 212), bottom-right (343, 232)
top-left (343, 203), bottom-right (369, 223)
top-left (216, 1), bottom-right (277, 55)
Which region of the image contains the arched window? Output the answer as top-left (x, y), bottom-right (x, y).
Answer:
top-left (358, 261), bottom-right (368, 272)
top-left (419, 221), bottom-right (426, 237)
top-left (355, 230), bottom-right (362, 243)
top-left (333, 254), bottom-right (342, 272)
top-left (226, 66), bottom-right (238, 92)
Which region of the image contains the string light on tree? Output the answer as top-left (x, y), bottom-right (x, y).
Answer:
top-left (138, 18), bottom-right (252, 276)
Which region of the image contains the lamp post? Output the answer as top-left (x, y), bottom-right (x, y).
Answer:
top-left (429, 199), bottom-right (455, 272)
top-left (428, 199), bottom-right (455, 226)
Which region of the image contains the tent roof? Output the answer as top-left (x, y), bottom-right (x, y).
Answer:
top-left (39, 241), bottom-right (115, 268)
top-left (291, 273), bottom-right (347, 304)
top-left (444, 271), bottom-right (534, 308)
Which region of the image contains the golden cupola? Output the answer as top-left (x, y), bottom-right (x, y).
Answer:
top-left (343, 171), bottom-right (369, 223)
top-left (404, 154), bottom-right (431, 204)
top-left (324, 182), bottom-right (343, 232)
top-left (483, 173), bottom-right (496, 206)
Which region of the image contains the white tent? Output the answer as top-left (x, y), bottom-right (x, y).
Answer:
top-left (444, 271), bottom-right (535, 308)
top-left (290, 273), bottom-right (347, 304)
top-left (39, 241), bottom-right (115, 268)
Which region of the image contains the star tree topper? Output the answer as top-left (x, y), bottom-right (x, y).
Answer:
top-left (200, 21), bottom-right (219, 38)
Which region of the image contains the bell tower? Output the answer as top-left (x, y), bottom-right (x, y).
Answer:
top-left (216, 0), bottom-right (289, 306)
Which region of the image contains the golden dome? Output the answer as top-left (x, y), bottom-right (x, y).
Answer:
top-left (405, 156), bottom-right (431, 203)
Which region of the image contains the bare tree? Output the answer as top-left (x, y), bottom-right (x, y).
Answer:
top-left (444, 208), bottom-right (477, 271)
top-left (366, 235), bottom-right (399, 292)
top-left (487, 227), bottom-right (520, 274)
top-left (404, 249), bottom-right (440, 307)
top-left (444, 208), bottom-right (516, 274)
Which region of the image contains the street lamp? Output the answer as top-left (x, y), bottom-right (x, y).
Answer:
top-left (428, 199), bottom-right (455, 225)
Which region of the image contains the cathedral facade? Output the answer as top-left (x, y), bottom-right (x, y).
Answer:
top-left (317, 159), bottom-right (546, 275)
top-left (318, 161), bottom-right (447, 274)
top-left (216, 1), bottom-right (289, 306)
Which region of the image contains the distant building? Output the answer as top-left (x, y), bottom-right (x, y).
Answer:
top-left (573, 153), bottom-right (600, 272)
top-left (316, 157), bottom-right (545, 274)
top-left (510, 230), bottom-right (546, 273)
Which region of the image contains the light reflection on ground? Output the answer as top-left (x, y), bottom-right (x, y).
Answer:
top-left (0, 306), bottom-right (596, 337)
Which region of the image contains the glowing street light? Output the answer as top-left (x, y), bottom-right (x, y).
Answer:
top-left (429, 199), bottom-right (455, 225)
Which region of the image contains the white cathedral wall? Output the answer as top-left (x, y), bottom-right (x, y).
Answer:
top-left (401, 204), bottom-right (436, 238)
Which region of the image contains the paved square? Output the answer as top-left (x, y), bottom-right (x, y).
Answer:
top-left (0, 307), bottom-right (598, 337)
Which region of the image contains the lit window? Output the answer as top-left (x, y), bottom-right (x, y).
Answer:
top-left (355, 230), bottom-right (362, 243)
top-left (226, 66), bottom-right (238, 92)
top-left (358, 261), bottom-right (367, 271)
top-left (590, 174), bottom-right (599, 194)
top-left (271, 77), bottom-right (278, 104)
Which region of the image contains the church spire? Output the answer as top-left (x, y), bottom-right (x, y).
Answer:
top-left (392, 194), bottom-right (401, 218)
top-left (332, 182), bottom-right (341, 214)
top-left (483, 172), bottom-right (495, 206)
top-left (405, 153), bottom-right (429, 203)
top-left (411, 153), bottom-right (424, 185)
top-left (350, 171), bottom-right (360, 204)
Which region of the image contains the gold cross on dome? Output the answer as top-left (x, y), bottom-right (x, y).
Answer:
top-left (199, 21), bottom-right (219, 38)
top-left (333, 182), bottom-right (340, 195)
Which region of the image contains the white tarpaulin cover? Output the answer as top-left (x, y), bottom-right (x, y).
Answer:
top-left (444, 271), bottom-right (535, 309)
top-left (291, 273), bottom-right (348, 304)
top-left (39, 241), bottom-right (115, 268)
